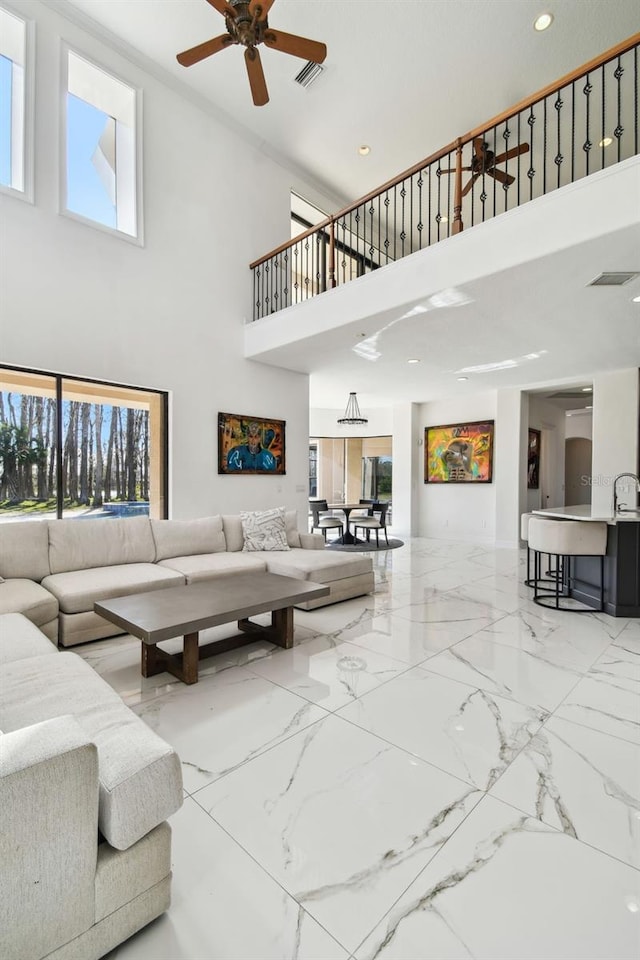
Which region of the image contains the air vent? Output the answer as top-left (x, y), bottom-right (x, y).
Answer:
top-left (588, 271), bottom-right (639, 286)
top-left (293, 60), bottom-right (324, 89)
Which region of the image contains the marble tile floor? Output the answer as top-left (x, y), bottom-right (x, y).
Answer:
top-left (83, 538), bottom-right (640, 960)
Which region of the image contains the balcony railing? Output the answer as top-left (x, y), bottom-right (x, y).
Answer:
top-left (250, 33), bottom-right (639, 321)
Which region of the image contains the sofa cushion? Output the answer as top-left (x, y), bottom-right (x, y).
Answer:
top-left (0, 578), bottom-right (59, 626)
top-left (285, 510), bottom-right (301, 548)
top-left (241, 507), bottom-right (290, 552)
top-left (157, 552), bottom-right (267, 583)
top-left (151, 516), bottom-right (225, 561)
top-left (0, 652), bottom-right (183, 851)
top-left (48, 517), bottom-right (156, 574)
top-left (264, 548), bottom-right (373, 583)
top-left (222, 515), bottom-right (244, 552)
top-left (42, 563), bottom-right (184, 615)
top-left (0, 613), bottom-right (58, 664)
top-left (0, 519), bottom-right (51, 582)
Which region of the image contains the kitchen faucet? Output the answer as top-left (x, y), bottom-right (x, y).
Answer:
top-left (612, 473), bottom-right (640, 513)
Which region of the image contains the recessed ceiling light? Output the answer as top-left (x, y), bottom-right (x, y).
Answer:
top-left (582, 386), bottom-right (593, 392)
top-left (358, 145), bottom-right (371, 156)
top-left (407, 358), bottom-right (420, 364)
top-left (566, 412), bottom-right (573, 416)
top-left (599, 136), bottom-right (613, 147)
top-left (586, 405), bottom-right (593, 410)
top-left (457, 376), bottom-right (468, 382)
top-left (534, 12), bottom-right (553, 31)
top-left (633, 295), bottom-right (640, 302)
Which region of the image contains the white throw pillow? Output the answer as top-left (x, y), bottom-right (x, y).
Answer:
top-left (240, 507), bottom-right (291, 552)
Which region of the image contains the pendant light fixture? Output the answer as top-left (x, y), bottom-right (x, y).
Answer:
top-left (337, 392), bottom-right (368, 425)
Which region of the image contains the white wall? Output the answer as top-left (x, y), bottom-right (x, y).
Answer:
top-left (591, 368), bottom-right (640, 514)
top-left (392, 402), bottom-right (419, 538)
top-left (0, 0), bottom-right (337, 522)
top-left (565, 411), bottom-right (593, 440)
top-left (417, 391), bottom-right (497, 542)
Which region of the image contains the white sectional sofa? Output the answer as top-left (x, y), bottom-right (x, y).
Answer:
top-left (0, 613), bottom-right (184, 960)
top-left (0, 511), bottom-right (374, 646)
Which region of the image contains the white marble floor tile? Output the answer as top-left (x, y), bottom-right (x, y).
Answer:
top-left (195, 714), bottom-right (481, 952)
top-left (337, 667), bottom-right (546, 790)
top-left (588, 643), bottom-right (640, 692)
top-left (491, 715), bottom-right (640, 868)
top-left (336, 612), bottom-right (482, 666)
top-left (105, 797), bottom-right (349, 960)
top-left (79, 537), bottom-right (638, 960)
top-left (390, 596), bottom-right (505, 648)
top-left (555, 646), bottom-right (640, 744)
top-left (133, 665), bottom-right (327, 792)
top-left (423, 634), bottom-right (583, 712)
top-left (245, 635), bottom-right (410, 711)
top-left (354, 795), bottom-right (640, 960)
top-left (442, 575), bottom-right (534, 615)
top-left (471, 608), bottom-right (614, 671)
top-left (615, 620), bottom-right (640, 654)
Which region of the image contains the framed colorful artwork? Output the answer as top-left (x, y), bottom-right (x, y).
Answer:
top-left (528, 428), bottom-right (541, 489)
top-left (218, 412), bottom-right (286, 475)
top-left (425, 420), bottom-right (494, 483)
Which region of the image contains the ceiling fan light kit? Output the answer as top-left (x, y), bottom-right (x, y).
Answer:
top-left (176, 0), bottom-right (327, 106)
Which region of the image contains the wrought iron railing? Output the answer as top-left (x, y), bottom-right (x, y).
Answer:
top-left (250, 34), bottom-right (639, 321)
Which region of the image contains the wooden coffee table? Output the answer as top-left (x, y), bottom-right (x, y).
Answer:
top-left (94, 571), bottom-right (329, 685)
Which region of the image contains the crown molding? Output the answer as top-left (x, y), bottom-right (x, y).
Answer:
top-left (42, 0), bottom-right (348, 210)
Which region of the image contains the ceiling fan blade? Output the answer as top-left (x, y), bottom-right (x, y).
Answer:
top-left (493, 143), bottom-right (530, 164)
top-left (249, 0), bottom-right (275, 19)
top-left (487, 167), bottom-right (516, 186)
top-left (473, 137), bottom-right (486, 158)
top-left (461, 173), bottom-right (481, 198)
top-left (177, 34), bottom-right (234, 66)
top-left (264, 29), bottom-right (327, 64)
top-left (205, 0), bottom-right (237, 17)
top-left (245, 47), bottom-right (269, 106)
top-left (439, 167), bottom-right (472, 173)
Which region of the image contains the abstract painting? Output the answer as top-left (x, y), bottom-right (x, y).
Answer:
top-left (425, 420), bottom-right (494, 483)
top-left (528, 428), bottom-right (541, 489)
top-left (218, 412), bottom-right (285, 475)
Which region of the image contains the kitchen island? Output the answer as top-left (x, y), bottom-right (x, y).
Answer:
top-left (532, 505), bottom-right (640, 617)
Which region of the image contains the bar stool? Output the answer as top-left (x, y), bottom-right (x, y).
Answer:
top-left (520, 512), bottom-right (560, 590)
top-left (528, 517), bottom-right (607, 612)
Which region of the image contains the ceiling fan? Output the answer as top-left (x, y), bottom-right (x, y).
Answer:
top-left (441, 138), bottom-right (530, 196)
top-left (176, 0), bottom-right (327, 107)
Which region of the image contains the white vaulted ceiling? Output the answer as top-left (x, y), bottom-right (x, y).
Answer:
top-left (61, 0), bottom-right (639, 206)
top-left (56, 0), bottom-right (640, 407)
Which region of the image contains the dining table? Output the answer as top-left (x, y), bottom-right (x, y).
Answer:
top-left (326, 503), bottom-right (370, 545)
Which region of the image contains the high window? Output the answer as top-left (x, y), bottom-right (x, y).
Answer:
top-left (64, 50), bottom-right (139, 238)
top-left (0, 5), bottom-right (27, 194)
top-left (0, 367), bottom-right (167, 521)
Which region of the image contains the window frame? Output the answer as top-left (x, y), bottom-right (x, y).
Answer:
top-left (0, 363), bottom-right (168, 520)
top-left (0, 2), bottom-right (34, 204)
top-left (59, 42), bottom-right (144, 245)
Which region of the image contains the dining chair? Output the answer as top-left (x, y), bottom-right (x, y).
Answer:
top-left (309, 499), bottom-right (344, 541)
top-left (351, 501), bottom-right (390, 547)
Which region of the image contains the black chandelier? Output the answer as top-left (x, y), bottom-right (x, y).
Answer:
top-left (337, 392), bottom-right (368, 425)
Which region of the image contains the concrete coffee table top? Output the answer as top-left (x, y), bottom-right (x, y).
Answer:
top-left (95, 571), bottom-right (330, 684)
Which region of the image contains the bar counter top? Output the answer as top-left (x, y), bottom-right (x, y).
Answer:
top-left (532, 504), bottom-right (640, 524)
